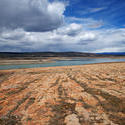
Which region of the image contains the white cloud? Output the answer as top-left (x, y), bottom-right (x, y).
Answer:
top-left (0, 0), bottom-right (124, 53)
top-left (0, 0), bottom-right (66, 32)
top-left (0, 20), bottom-right (125, 52)
top-left (89, 7), bottom-right (106, 13)
top-left (75, 7), bottom-right (106, 16)
top-left (57, 23), bottom-right (83, 36)
top-left (95, 47), bottom-right (125, 53)
top-left (65, 17), bottom-right (104, 29)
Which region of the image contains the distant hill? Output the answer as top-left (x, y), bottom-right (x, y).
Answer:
top-left (0, 52), bottom-right (124, 59)
top-left (0, 52), bottom-right (97, 59)
top-left (97, 52), bottom-right (125, 56)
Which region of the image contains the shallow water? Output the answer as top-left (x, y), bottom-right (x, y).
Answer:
top-left (0, 58), bottom-right (125, 70)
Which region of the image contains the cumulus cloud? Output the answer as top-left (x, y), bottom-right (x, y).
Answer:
top-left (0, 0), bottom-right (124, 53)
top-left (0, 24), bottom-right (124, 52)
top-left (88, 28), bottom-right (125, 52)
top-left (57, 23), bottom-right (83, 36)
top-left (0, 0), bottom-right (66, 32)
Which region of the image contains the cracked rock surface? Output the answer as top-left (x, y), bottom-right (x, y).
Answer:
top-left (0, 62), bottom-right (125, 125)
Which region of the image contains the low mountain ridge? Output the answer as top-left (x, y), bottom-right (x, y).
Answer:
top-left (0, 52), bottom-right (124, 59)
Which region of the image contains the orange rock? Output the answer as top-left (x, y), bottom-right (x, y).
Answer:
top-left (0, 62), bottom-right (125, 125)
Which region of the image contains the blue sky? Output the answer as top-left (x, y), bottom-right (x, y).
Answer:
top-left (0, 0), bottom-right (125, 52)
top-left (65, 0), bottom-right (125, 28)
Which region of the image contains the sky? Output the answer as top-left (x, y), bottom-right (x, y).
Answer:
top-left (0, 0), bottom-right (125, 52)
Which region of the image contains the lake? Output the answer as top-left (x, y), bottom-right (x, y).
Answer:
top-left (0, 58), bottom-right (125, 70)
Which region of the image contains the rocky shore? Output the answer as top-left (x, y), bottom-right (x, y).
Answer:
top-left (0, 62), bottom-right (125, 125)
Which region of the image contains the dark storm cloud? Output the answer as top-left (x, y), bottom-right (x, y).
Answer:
top-left (0, 0), bottom-right (65, 32)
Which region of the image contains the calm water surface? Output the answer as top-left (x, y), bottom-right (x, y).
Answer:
top-left (0, 58), bottom-right (125, 70)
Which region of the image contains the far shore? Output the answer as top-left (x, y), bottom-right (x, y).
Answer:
top-left (0, 56), bottom-right (125, 65)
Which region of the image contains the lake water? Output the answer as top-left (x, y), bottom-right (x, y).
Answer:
top-left (0, 58), bottom-right (125, 70)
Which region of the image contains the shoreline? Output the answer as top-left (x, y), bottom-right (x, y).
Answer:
top-left (0, 56), bottom-right (125, 65)
top-left (0, 61), bottom-right (125, 72)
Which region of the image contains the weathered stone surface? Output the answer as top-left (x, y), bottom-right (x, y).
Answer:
top-left (64, 114), bottom-right (80, 125)
top-left (0, 62), bottom-right (125, 125)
